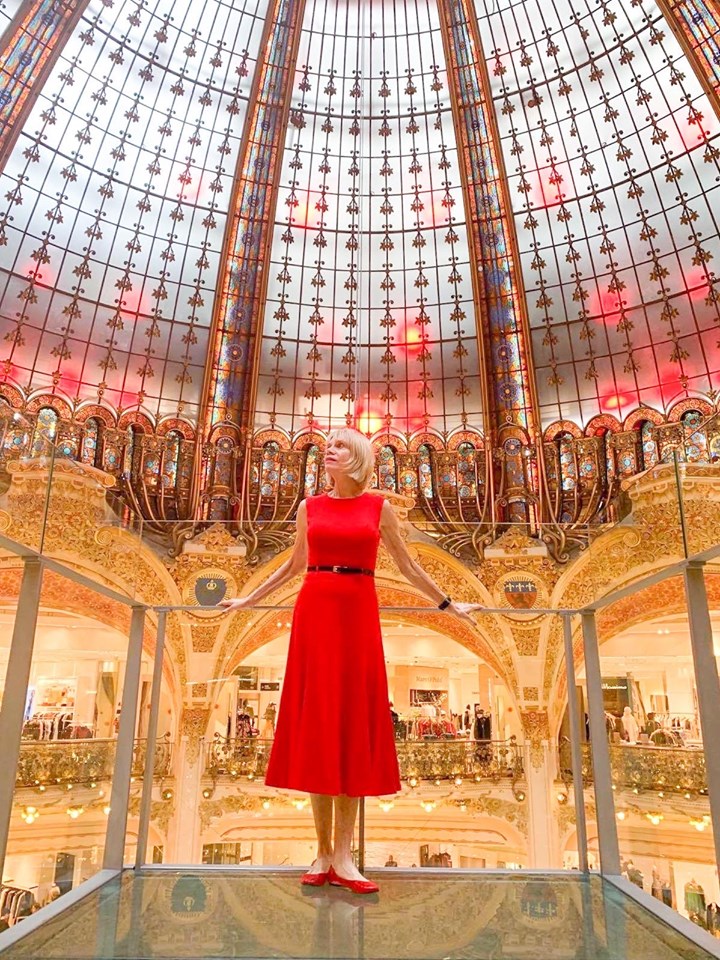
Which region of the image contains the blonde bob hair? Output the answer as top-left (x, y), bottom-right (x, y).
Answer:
top-left (324, 428), bottom-right (375, 490)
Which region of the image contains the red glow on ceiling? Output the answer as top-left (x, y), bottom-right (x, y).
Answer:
top-left (528, 168), bottom-right (565, 210)
top-left (684, 268), bottom-right (710, 302)
top-left (289, 192), bottom-right (320, 230)
top-left (354, 404), bottom-right (383, 436)
top-left (600, 391), bottom-right (632, 412)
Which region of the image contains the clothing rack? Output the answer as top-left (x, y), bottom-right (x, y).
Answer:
top-left (0, 884), bottom-right (36, 924)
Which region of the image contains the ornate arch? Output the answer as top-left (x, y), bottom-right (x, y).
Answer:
top-left (408, 429), bottom-right (444, 452)
top-left (118, 410), bottom-right (155, 433)
top-left (156, 417), bottom-right (196, 439)
top-left (668, 397), bottom-right (714, 422)
top-left (255, 427), bottom-right (292, 450)
top-left (584, 413), bottom-right (621, 436)
top-left (623, 406), bottom-right (665, 430)
top-left (74, 403), bottom-right (117, 427)
top-left (0, 382), bottom-right (25, 409)
top-left (25, 393), bottom-right (73, 419)
top-left (213, 541), bottom-right (519, 712)
top-left (543, 420), bottom-right (582, 441)
top-left (0, 563), bottom-right (183, 727)
top-left (290, 428), bottom-right (325, 451)
top-left (447, 427), bottom-right (484, 450)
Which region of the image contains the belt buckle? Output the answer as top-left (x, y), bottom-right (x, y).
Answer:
top-left (332, 565), bottom-right (341, 574)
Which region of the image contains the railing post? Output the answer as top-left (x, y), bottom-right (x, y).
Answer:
top-left (684, 562), bottom-right (720, 870)
top-left (562, 614), bottom-right (589, 872)
top-left (581, 610), bottom-right (621, 875)
top-left (0, 558), bottom-right (43, 882)
top-left (104, 606), bottom-right (146, 870)
top-left (135, 611), bottom-right (166, 869)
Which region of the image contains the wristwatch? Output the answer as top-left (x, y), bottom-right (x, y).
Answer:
top-left (438, 596), bottom-right (452, 611)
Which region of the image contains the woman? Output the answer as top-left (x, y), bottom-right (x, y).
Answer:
top-left (220, 428), bottom-right (482, 893)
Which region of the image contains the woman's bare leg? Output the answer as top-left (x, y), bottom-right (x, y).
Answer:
top-left (332, 795), bottom-right (367, 881)
top-left (308, 794), bottom-right (333, 873)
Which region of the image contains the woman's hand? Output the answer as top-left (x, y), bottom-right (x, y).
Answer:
top-left (218, 596), bottom-right (253, 613)
top-left (448, 601), bottom-right (484, 624)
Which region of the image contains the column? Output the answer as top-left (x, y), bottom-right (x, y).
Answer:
top-left (581, 611), bottom-right (621, 876)
top-left (164, 708), bottom-right (209, 863)
top-left (524, 742), bottom-right (561, 868)
top-left (0, 558), bottom-right (43, 881)
top-left (103, 606), bottom-right (146, 870)
top-left (683, 562), bottom-right (720, 869)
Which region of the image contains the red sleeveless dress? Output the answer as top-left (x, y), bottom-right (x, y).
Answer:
top-left (264, 492), bottom-right (401, 797)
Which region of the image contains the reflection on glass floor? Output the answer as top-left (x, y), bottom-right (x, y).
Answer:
top-left (0, 869), bottom-right (715, 960)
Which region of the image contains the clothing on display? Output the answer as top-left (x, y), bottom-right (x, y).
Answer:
top-left (0, 885), bottom-right (36, 925)
top-left (265, 492), bottom-right (400, 797)
top-left (235, 712), bottom-right (256, 739)
top-left (684, 879), bottom-right (707, 922)
top-left (473, 712), bottom-right (492, 741)
top-left (21, 711), bottom-right (76, 740)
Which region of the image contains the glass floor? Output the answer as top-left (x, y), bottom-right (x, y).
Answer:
top-left (0, 869), bottom-right (716, 960)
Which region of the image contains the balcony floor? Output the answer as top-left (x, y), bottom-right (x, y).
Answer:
top-left (0, 869), bottom-right (716, 960)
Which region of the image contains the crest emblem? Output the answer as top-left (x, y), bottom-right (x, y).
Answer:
top-left (182, 567), bottom-right (238, 618)
top-left (494, 571), bottom-right (547, 622)
top-left (504, 577), bottom-right (538, 610)
top-left (193, 576), bottom-right (227, 607)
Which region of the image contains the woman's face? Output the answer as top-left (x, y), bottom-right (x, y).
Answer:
top-left (325, 435), bottom-right (354, 476)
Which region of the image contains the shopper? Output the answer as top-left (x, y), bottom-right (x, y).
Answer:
top-left (221, 428), bottom-right (481, 894)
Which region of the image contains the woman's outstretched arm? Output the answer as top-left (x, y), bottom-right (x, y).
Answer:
top-left (219, 501), bottom-right (309, 612)
top-left (379, 499), bottom-right (483, 624)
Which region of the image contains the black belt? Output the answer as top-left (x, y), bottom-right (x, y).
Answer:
top-left (307, 565), bottom-right (374, 576)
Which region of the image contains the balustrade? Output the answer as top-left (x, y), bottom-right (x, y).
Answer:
top-left (560, 742), bottom-right (707, 795)
top-left (204, 737), bottom-right (523, 786)
top-left (15, 738), bottom-right (173, 789)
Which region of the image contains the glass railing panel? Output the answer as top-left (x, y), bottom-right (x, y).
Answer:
top-left (4, 571), bottom-right (148, 912)
top-left (576, 594), bottom-right (713, 924)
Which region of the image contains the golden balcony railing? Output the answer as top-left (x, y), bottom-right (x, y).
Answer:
top-left (15, 737), bottom-right (173, 789)
top-left (560, 741), bottom-right (707, 796)
top-left (204, 737), bottom-right (524, 786)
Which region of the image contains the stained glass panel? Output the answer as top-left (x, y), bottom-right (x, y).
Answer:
top-left (418, 444), bottom-right (434, 497)
top-left (641, 421), bottom-right (659, 469)
top-left (31, 406), bottom-right (57, 454)
top-left (80, 417), bottom-right (99, 466)
top-left (682, 410), bottom-right (709, 462)
top-left (558, 435), bottom-right (576, 492)
top-left (0, 0), bottom-right (270, 424)
top-left (255, 0), bottom-right (481, 439)
top-left (475, 0), bottom-right (720, 430)
top-left (378, 445), bottom-right (397, 492)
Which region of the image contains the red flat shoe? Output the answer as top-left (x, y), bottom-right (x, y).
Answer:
top-left (328, 866), bottom-right (379, 895)
top-left (301, 865), bottom-right (329, 886)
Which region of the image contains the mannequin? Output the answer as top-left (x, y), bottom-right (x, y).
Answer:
top-left (621, 706), bottom-right (639, 743)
